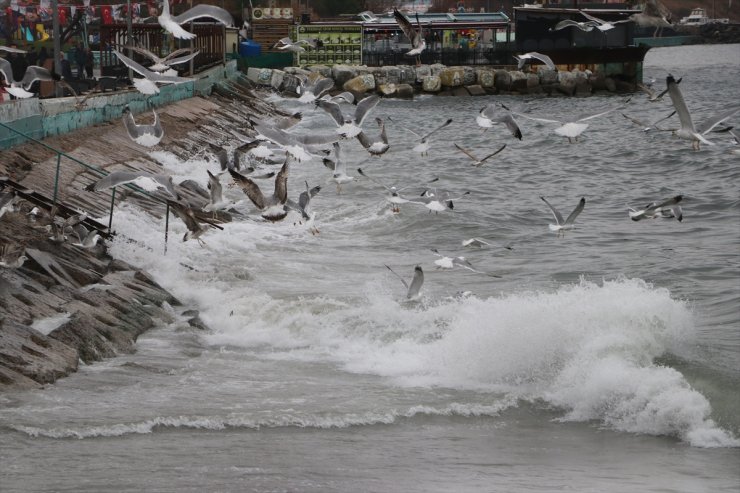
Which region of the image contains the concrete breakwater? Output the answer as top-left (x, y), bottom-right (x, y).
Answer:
top-left (0, 76), bottom-right (286, 391)
top-left (246, 63), bottom-right (637, 99)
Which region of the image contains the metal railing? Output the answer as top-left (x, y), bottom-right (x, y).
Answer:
top-left (0, 119), bottom-right (178, 252)
top-left (361, 46), bottom-right (516, 67)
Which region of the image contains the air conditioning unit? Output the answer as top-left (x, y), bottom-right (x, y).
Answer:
top-left (251, 7), bottom-right (264, 20)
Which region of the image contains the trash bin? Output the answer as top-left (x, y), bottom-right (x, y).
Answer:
top-left (239, 40), bottom-right (261, 57)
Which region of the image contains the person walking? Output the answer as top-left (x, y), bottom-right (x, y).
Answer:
top-left (75, 42), bottom-right (85, 79)
top-left (59, 52), bottom-right (73, 80)
top-left (84, 47), bottom-right (94, 79)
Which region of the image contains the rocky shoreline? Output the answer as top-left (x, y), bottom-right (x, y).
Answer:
top-left (0, 76), bottom-right (284, 391)
top-left (247, 62), bottom-right (638, 99)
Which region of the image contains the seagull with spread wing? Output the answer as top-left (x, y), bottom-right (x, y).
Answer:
top-left (628, 195), bottom-right (683, 222)
top-left (228, 155), bottom-right (290, 222)
top-left (513, 102), bottom-right (624, 143)
top-left (453, 143), bottom-right (507, 167)
top-left (540, 196), bottom-right (586, 235)
top-left (316, 94), bottom-right (380, 138)
top-left (114, 49), bottom-right (193, 95)
top-left (393, 8), bottom-right (426, 65)
top-left (122, 106), bottom-right (164, 147)
top-left (476, 103), bottom-right (523, 140)
top-left (385, 264), bottom-right (424, 300)
top-left (158, 0), bottom-right (233, 40)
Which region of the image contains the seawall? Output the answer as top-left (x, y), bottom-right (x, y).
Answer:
top-left (246, 62), bottom-right (638, 99)
top-left (0, 73), bottom-right (286, 391)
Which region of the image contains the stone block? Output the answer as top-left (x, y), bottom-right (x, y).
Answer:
top-left (331, 64), bottom-right (357, 86)
top-left (509, 71), bottom-right (528, 92)
top-left (440, 67), bottom-right (465, 87)
top-left (382, 66), bottom-right (402, 85)
top-left (396, 83), bottom-right (415, 99)
top-left (378, 83), bottom-right (397, 96)
top-left (462, 66), bottom-right (476, 86)
top-left (269, 69), bottom-right (285, 90)
top-left (476, 69), bottom-right (494, 88)
top-left (422, 75), bottom-right (441, 92)
top-left (575, 80), bottom-right (592, 96)
top-left (526, 74), bottom-right (539, 89)
top-left (415, 64), bottom-right (431, 82)
top-left (494, 69), bottom-right (511, 91)
top-left (397, 65), bottom-right (416, 84)
top-left (343, 74), bottom-right (376, 93)
top-left (604, 77), bottom-right (617, 92)
top-left (246, 67), bottom-right (273, 86)
top-left (538, 67), bottom-right (559, 85)
top-left (430, 63), bottom-right (446, 76)
top-left (307, 65), bottom-right (332, 78)
top-left (452, 86), bottom-right (470, 97)
top-left (466, 85), bottom-right (486, 96)
top-left (556, 80), bottom-right (576, 96)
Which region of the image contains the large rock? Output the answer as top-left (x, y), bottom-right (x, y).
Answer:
top-left (494, 70), bottom-right (511, 91)
top-left (556, 80), bottom-right (577, 96)
top-left (246, 67), bottom-right (273, 86)
top-left (452, 87), bottom-right (470, 97)
top-left (415, 64), bottom-right (431, 82)
top-left (269, 69), bottom-right (285, 90)
top-left (509, 71), bottom-right (528, 92)
top-left (440, 67), bottom-right (465, 87)
top-left (280, 74), bottom-right (302, 94)
top-left (466, 84), bottom-right (486, 96)
top-left (526, 74), bottom-right (540, 89)
top-left (476, 69), bottom-right (495, 88)
top-left (381, 66), bottom-right (401, 85)
top-left (422, 75), bottom-right (442, 92)
top-left (538, 67), bottom-right (559, 85)
top-left (396, 83), bottom-right (415, 99)
top-left (575, 80), bottom-right (592, 96)
top-left (343, 74), bottom-right (376, 93)
top-left (331, 64), bottom-right (357, 86)
top-left (397, 65), bottom-right (416, 84)
top-left (430, 63), bottom-right (446, 76)
top-left (462, 66), bottom-right (476, 86)
top-left (378, 83), bottom-right (397, 96)
top-left (307, 65), bottom-right (332, 78)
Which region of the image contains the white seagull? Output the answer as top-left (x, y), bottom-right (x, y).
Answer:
top-left (392, 117), bottom-right (453, 157)
top-left (0, 60), bottom-right (56, 98)
top-left (228, 156), bottom-right (290, 222)
top-left (114, 49), bottom-right (193, 95)
top-left (323, 143), bottom-right (354, 193)
top-left (393, 8), bottom-right (426, 64)
top-left (514, 103), bottom-right (623, 143)
top-left (665, 74), bottom-right (740, 150)
top-left (385, 264), bottom-right (424, 300)
top-left (122, 45), bottom-right (200, 72)
top-left (476, 103), bottom-right (523, 140)
top-left (315, 94), bottom-right (380, 138)
top-left (356, 168), bottom-right (413, 213)
top-left (628, 195), bottom-right (683, 222)
top-left (514, 52), bottom-right (557, 71)
top-left (271, 37), bottom-right (322, 52)
top-left (540, 196), bottom-right (586, 235)
top-left (550, 19), bottom-right (599, 32)
top-left (453, 143), bottom-right (507, 167)
top-left (296, 76), bottom-right (334, 103)
top-left (578, 10), bottom-right (632, 31)
top-left (85, 170), bottom-right (181, 199)
top-left (122, 106), bottom-right (164, 147)
top-left (158, 0), bottom-right (233, 40)
top-left (356, 117), bottom-right (390, 156)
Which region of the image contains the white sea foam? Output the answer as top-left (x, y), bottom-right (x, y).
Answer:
top-left (30, 313), bottom-right (71, 336)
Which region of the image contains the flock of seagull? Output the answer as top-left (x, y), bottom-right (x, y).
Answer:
top-left (74, 63), bottom-right (738, 300)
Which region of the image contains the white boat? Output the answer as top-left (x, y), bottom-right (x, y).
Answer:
top-left (679, 7), bottom-right (729, 26)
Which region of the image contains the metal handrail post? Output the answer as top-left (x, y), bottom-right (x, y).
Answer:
top-left (108, 187), bottom-right (117, 230)
top-left (164, 202), bottom-right (170, 255)
top-left (52, 153), bottom-right (62, 207)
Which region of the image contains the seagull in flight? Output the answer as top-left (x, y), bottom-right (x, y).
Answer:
top-left (286, 181), bottom-right (321, 234)
top-left (550, 19), bottom-right (599, 32)
top-left (393, 8), bottom-right (426, 65)
top-left (430, 249), bottom-right (483, 273)
top-left (409, 188), bottom-right (470, 214)
top-left (296, 76), bottom-right (334, 103)
top-left (356, 117), bottom-right (390, 156)
top-left (121, 45), bottom-right (199, 73)
top-left (315, 94), bottom-right (380, 138)
top-left (477, 104), bottom-right (522, 140)
top-left (665, 74), bottom-right (740, 150)
top-left (166, 200), bottom-right (220, 245)
top-left (228, 155), bottom-right (290, 222)
top-left (391, 117), bottom-right (453, 157)
top-left (0, 60), bottom-right (57, 98)
top-left (254, 122), bottom-right (341, 162)
top-left (158, 0), bottom-right (233, 40)
top-left (85, 170), bottom-right (181, 199)
top-left (622, 110), bottom-right (676, 133)
top-left (114, 49), bottom-right (192, 95)
top-left (122, 106), bottom-right (164, 147)
top-left (540, 196), bottom-right (586, 235)
top-left (357, 168), bottom-right (414, 213)
top-left (514, 52), bottom-right (557, 71)
top-left (323, 143), bottom-right (355, 193)
top-left (462, 238), bottom-right (514, 250)
top-left (513, 103), bottom-right (623, 143)
top-left (453, 143), bottom-right (507, 166)
top-left (271, 37), bottom-right (323, 52)
top-left (628, 195), bottom-right (683, 222)
top-left (385, 264), bottom-right (424, 300)
top-left (578, 10), bottom-right (632, 31)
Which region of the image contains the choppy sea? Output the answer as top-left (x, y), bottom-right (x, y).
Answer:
top-left (1, 43), bottom-right (739, 492)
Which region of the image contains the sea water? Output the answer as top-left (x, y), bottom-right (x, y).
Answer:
top-left (1, 44), bottom-right (739, 492)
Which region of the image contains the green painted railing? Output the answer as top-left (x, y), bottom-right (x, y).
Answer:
top-left (0, 120), bottom-right (174, 252)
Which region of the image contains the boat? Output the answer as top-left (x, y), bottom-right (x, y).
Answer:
top-left (679, 8), bottom-right (729, 26)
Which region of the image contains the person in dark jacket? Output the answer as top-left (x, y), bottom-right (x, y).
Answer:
top-left (59, 52), bottom-right (73, 80)
top-left (84, 47), bottom-right (94, 79)
top-left (38, 46), bottom-right (49, 67)
top-left (75, 42), bottom-right (85, 79)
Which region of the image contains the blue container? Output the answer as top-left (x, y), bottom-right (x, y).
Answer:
top-left (239, 41), bottom-right (261, 57)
